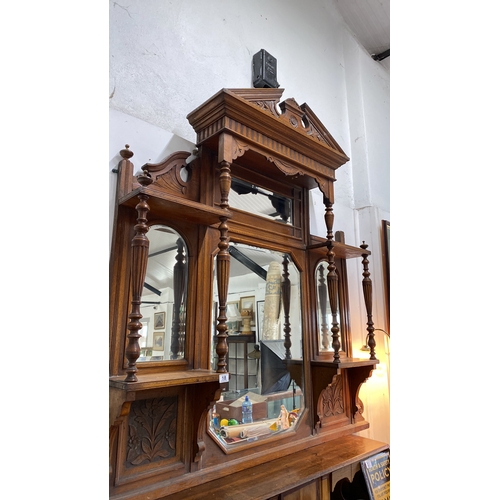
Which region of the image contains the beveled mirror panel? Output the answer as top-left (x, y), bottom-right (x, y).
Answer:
top-left (229, 177), bottom-right (293, 224)
top-left (138, 225), bottom-right (188, 362)
top-left (210, 242), bottom-right (303, 451)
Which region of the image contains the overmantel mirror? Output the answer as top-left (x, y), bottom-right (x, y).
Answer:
top-left (110, 88), bottom-right (383, 498)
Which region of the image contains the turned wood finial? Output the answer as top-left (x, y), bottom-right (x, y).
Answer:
top-left (137, 168), bottom-right (153, 187)
top-left (120, 144), bottom-right (134, 159)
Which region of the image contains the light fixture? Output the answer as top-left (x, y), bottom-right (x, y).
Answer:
top-left (248, 345), bottom-right (261, 359)
top-left (360, 328), bottom-right (389, 351)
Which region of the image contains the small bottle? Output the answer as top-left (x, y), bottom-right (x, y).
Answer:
top-left (211, 405), bottom-right (220, 434)
top-left (241, 395), bottom-right (253, 424)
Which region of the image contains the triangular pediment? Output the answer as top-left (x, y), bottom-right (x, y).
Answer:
top-left (299, 102), bottom-right (346, 156)
top-left (228, 89), bottom-right (347, 158)
top-left (187, 87), bottom-right (351, 202)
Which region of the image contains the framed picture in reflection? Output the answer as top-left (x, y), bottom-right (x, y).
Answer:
top-left (154, 311), bottom-right (166, 330)
top-left (153, 332), bottom-right (164, 351)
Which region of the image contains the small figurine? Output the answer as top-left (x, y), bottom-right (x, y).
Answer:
top-left (278, 404), bottom-right (290, 430)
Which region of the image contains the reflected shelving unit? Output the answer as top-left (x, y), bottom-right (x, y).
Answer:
top-left (226, 334), bottom-right (258, 391)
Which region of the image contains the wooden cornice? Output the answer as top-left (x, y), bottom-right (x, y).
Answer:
top-left (186, 88), bottom-right (350, 201)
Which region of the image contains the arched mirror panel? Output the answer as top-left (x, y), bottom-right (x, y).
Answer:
top-left (137, 224), bottom-right (188, 362)
top-left (210, 242), bottom-right (303, 451)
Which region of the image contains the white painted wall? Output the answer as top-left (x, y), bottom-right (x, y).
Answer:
top-left (109, 0), bottom-right (389, 443)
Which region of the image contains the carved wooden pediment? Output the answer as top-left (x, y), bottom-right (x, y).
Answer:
top-left (136, 151), bottom-right (192, 196)
top-left (187, 88), bottom-right (350, 202)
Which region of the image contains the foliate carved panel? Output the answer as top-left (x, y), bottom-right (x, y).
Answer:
top-left (155, 166), bottom-right (190, 196)
top-left (252, 99), bottom-right (281, 117)
top-left (139, 151), bottom-right (193, 197)
top-left (304, 119), bottom-right (326, 144)
top-left (266, 155), bottom-right (303, 177)
top-left (318, 374), bottom-right (344, 419)
top-left (126, 397), bottom-right (178, 468)
top-left (231, 138), bottom-right (250, 161)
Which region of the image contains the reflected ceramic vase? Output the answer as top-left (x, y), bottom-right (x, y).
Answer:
top-left (263, 261), bottom-right (281, 340)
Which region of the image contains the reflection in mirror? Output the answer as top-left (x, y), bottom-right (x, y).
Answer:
top-left (315, 261), bottom-right (341, 353)
top-left (229, 177), bottom-right (293, 224)
top-left (210, 243), bottom-right (303, 449)
top-left (138, 225), bottom-right (188, 362)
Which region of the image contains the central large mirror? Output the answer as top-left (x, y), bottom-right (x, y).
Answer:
top-left (210, 242), bottom-right (303, 450)
top-left (138, 224), bottom-right (188, 362)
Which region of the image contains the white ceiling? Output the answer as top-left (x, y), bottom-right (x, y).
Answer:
top-left (335, 0), bottom-right (390, 72)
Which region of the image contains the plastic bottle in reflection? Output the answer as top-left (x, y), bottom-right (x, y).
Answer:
top-left (241, 395), bottom-right (253, 424)
top-left (211, 405), bottom-right (220, 434)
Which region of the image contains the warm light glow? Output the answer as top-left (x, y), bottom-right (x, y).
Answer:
top-left (374, 362), bottom-right (386, 378)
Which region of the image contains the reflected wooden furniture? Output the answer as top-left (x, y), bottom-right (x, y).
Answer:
top-left (109, 88), bottom-right (388, 499)
top-left (226, 333), bottom-right (257, 391)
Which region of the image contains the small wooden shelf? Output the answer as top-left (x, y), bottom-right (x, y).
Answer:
top-left (307, 238), bottom-right (370, 260)
top-left (313, 358), bottom-right (379, 369)
top-left (119, 186), bottom-right (232, 226)
top-left (109, 369), bottom-right (221, 392)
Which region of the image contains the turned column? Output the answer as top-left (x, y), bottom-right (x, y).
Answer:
top-left (170, 238), bottom-right (186, 360)
top-left (281, 254), bottom-right (292, 360)
top-left (215, 160), bottom-right (231, 372)
top-left (360, 242), bottom-right (376, 360)
top-left (324, 200), bottom-right (340, 363)
top-left (124, 156), bottom-right (153, 382)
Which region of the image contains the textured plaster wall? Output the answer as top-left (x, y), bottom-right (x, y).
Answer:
top-left (109, 0), bottom-right (389, 443)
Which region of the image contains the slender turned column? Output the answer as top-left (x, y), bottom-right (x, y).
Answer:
top-left (360, 242), bottom-right (376, 360)
top-left (281, 254), bottom-right (292, 360)
top-left (125, 161), bottom-right (153, 381)
top-left (324, 200), bottom-right (341, 363)
top-left (215, 160), bottom-right (231, 372)
top-left (170, 238), bottom-right (186, 360)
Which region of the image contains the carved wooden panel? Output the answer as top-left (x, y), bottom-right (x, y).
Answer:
top-left (126, 397), bottom-right (178, 468)
top-left (318, 374), bottom-right (344, 419)
top-left (139, 152), bottom-right (201, 201)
